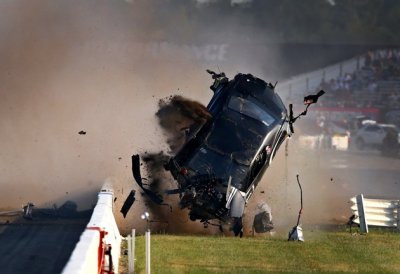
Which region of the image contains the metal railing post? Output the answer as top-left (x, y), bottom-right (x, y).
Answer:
top-left (145, 229), bottom-right (151, 274)
top-left (132, 229), bottom-right (135, 273)
top-left (128, 229), bottom-right (136, 274)
top-left (397, 201), bottom-right (400, 231)
top-left (128, 235), bottom-right (132, 274)
top-left (356, 194), bottom-right (368, 233)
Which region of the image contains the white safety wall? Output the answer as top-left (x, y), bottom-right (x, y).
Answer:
top-left (62, 182), bottom-right (122, 274)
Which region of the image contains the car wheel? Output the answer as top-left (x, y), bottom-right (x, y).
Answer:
top-left (355, 138), bottom-right (365, 150)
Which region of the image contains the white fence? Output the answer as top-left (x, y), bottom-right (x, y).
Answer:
top-left (350, 194), bottom-right (400, 233)
top-left (62, 182), bottom-right (122, 274)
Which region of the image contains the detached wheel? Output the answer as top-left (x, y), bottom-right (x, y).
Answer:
top-left (355, 138), bottom-right (365, 150)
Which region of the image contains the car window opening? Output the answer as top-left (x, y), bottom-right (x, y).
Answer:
top-left (205, 115), bottom-right (261, 158)
top-left (228, 95), bottom-right (276, 126)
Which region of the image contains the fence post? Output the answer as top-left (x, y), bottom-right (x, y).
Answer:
top-left (356, 194), bottom-right (368, 233)
top-left (397, 201), bottom-right (400, 231)
top-left (127, 235), bottom-right (132, 274)
top-left (127, 229), bottom-right (136, 274)
top-left (132, 229), bottom-right (135, 273)
top-left (145, 230), bottom-right (151, 274)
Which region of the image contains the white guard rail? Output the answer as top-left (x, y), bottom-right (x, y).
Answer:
top-left (63, 182), bottom-right (122, 274)
top-left (350, 194), bottom-right (400, 233)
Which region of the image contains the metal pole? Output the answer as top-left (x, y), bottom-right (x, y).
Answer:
top-left (127, 235), bottom-right (133, 274)
top-left (356, 194), bottom-right (368, 233)
top-left (145, 229), bottom-right (151, 274)
top-left (397, 201), bottom-right (400, 231)
top-left (132, 229), bottom-right (136, 273)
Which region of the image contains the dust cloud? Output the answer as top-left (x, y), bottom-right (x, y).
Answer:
top-left (0, 0), bottom-right (209, 234)
top-left (0, 0), bottom-right (238, 235)
top-left (2, 0), bottom-right (393, 237)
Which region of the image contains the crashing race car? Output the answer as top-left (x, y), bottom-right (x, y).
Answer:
top-left (164, 71), bottom-right (324, 236)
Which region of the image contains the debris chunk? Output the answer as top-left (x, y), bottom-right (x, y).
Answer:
top-left (120, 190), bottom-right (136, 218)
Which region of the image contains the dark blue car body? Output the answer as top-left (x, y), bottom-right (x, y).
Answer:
top-left (167, 73), bottom-right (291, 233)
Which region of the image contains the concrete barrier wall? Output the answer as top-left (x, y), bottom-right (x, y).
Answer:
top-left (331, 135), bottom-right (349, 151)
top-left (62, 182), bottom-right (122, 274)
top-left (297, 135), bottom-right (349, 150)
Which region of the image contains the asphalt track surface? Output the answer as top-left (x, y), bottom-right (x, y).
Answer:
top-left (0, 214), bottom-right (90, 274)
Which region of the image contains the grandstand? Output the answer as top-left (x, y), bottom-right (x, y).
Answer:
top-left (278, 48), bottom-right (400, 136)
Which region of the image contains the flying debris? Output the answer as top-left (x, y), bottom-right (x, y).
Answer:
top-left (304, 90), bottom-right (325, 105)
top-left (120, 190), bottom-right (136, 218)
top-left (131, 155), bottom-right (172, 212)
top-left (132, 155), bottom-right (164, 205)
top-left (288, 174), bottom-right (304, 242)
top-left (288, 90), bottom-right (325, 133)
top-left (23, 202), bottom-right (34, 220)
top-left (253, 203), bottom-right (274, 234)
top-left (145, 70), bottom-right (323, 235)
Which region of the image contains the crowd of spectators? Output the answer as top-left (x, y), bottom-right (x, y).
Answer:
top-left (364, 49), bottom-right (400, 80)
top-left (315, 48), bottom-right (400, 109)
top-left (290, 48), bottom-right (400, 139)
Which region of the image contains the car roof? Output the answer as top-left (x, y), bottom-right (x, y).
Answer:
top-left (231, 73), bottom-right (287, 117)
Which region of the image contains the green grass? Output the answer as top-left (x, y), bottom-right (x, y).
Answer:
top-left (120, 229), bottom-right (400, 273)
